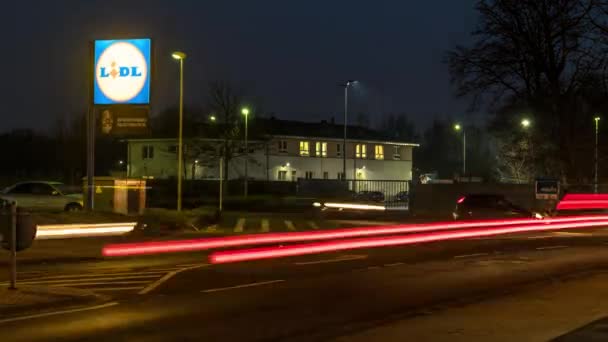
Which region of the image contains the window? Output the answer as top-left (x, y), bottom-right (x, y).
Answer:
top-left (315, 142), bottom-right (327, 157)
top-left (305, 171), bottom-right (314, 179)
top-left (142, 145), bottom-right (154, 159)
top-left (338, 172), bottom-right (345, 180)
top-left (375, 145), bottom-right (384, 160)
top-left (31, 183), bottom-right (55, 195)
top-left (393, 146), bottom-right (401, 160)
top-left (299, 141), bottom-right (310, 156)
top-left (278, 140), bottom-right (288, 153)
top-left (278, 170), bottom-right (287, 181)
top-left (323, 171), bottom-right (329, 179)
top-left (9, 183), bottom-right (35, 194)
top-left (291, 170), bottom-right (297, 181)
top-left (337, 143), bottom-right (342, 157)
top-left (168, 145), bottom-right (178, 153)
top-left (356, 144), bottom-right (366, 158)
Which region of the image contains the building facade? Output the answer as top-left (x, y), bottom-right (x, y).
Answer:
top-left (126, 119), bottom-right (418, 181)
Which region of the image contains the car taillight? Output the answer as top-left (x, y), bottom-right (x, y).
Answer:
top-left (457, 197), bottom-right (466, 204)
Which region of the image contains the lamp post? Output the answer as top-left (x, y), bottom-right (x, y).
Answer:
top-left (454, 123), bottom-right (466, 176)
top-left (341, 80), bottom-right (356, 180)
top-left (209, 115), bottom-right (216, 122)
top-left (595, 116), bottom-right (601, 194)
top-left (241, 107), bottom-right (250, 197)
top-left (171, 51), bottom-right (186, 211)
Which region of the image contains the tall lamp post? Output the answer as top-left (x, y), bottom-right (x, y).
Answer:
top-left (241, 107), bottom-right (250, 197)
top-left (341, 80), bottom-right (356, 180)
top-left (171, 51), bottom-right (186, 211)
top-left (595, 116), bottom-right (601, 194)
top-left (454, 123), bottom-right (466, 176)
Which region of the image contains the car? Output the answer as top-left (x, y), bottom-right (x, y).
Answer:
top-left (452, 194), bottom-right (532, 220)
top-left (0, 181), bottom-right (84, 211)
top-left (394, 191), bottom-right (409, 202)
top-left (355, 191), bottom-right (385, 202)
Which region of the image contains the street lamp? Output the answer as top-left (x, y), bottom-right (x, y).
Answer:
top-left (341, 80), bottom-right (357, 180)
top-left (454, 123), bottom-right (466, 175)
top-left (241, 107), bottom-right (250, 197)
top-left (521, 118), bottom-right (531, 128)
top-left (172, 51), bottom-right (186, 211)
top-left (595, 116), bottom-right (601, 194)
top-left (209, 115), bottom-right (216, 122)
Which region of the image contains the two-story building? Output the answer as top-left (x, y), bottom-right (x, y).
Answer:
top-left (125, 117), bottom-right (418, 181)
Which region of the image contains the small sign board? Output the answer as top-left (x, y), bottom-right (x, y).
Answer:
top-left (98, 106), bottom-right (149, 136)
top-left (535, 178), bottom-right (559, 200)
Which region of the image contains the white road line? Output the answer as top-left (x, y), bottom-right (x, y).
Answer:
top-left (453, 253), bottom-right (488, 259)
top-left (0, 301), bottom-right (119, 325)
top-left (261, 219), bottom-right (270, 233)
top-left (385, 262), bottom-right (404, 267)
top-left (234, 218), bottom-right (245, 233)
top-left (201, 280), bottom-right (285, 293)
top-left (307, 221), bottom-right (319, 230)
top-left (536, 245), bottom-right (568, 250)
top-left (10, 280), bottom-right (151, 287)
top-left (93, 287), bottom-right (145, 291)
top-left (285, 220), bottom-right (296, 231)
top-left (139, 264), bottom-right (211, 295)
top-left (294, 255), bottom-right (367, 265)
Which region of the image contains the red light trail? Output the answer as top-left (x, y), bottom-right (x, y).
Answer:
top-left (209, 218), bottom-right (608, 264)
top-left (102, 215), bottom-right (608, 257)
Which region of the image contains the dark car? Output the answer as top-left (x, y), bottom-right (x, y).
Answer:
top-left (453, 194), bottom-right (532, 220)
top-left (355, 191), bottom-right (385, 202)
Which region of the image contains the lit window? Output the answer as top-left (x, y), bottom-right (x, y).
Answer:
top-left (278, 170), bottom-right (287, 180)
top-left (291, 170), bottom-right (297, 180)
top-left (356, 144), bottom-right (366, 158)
top-left (315, 142), bottom-right (327, 157)
top-left (375, 145), bottom-right (384, 160)
top-left (299, 141), bottom-right (310, 156)
top-left (142, 145), bottom-right (154, 159)
top-left (278, 140), bottom-right (287, 153)
top-left (393, 146), bottom-right (401, 160)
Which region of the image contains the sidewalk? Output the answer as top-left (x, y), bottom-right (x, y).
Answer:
top-left (0, 284), bottom-right (106, 318)
top-left (336, 272), bottom-right (608, 342)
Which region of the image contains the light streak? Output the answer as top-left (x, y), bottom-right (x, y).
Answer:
top-left (36, 222), bottom-right (137, 239)
top-left (102, 215), bottom-right (608, 257)
top-left (209, 219), bottom-right (608, 264)
top-left (323, 202), bottom-right (386, 211)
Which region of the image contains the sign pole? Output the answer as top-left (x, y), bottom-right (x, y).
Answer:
top-left (219, 157), bottom-right (224, 212)
top-left (87, 41), bottom-right (95, 211)
top-left (9, 202), bottom-right (17, 290)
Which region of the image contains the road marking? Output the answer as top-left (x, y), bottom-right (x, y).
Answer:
top-left (201, 280), bottom-right (285, 293)
top-left (234, 218), bottom-right (245, 233)
top-left (0, 274), bottom-right (161, 285)
top-left (385, 262), bottom-right (404, 267)
top-left (285, 220), bottom-right (296, 231)
top-left (139, 264), bottom-right (211, 295)
top-left (294, 255), bottom-right (367, 265)
top-left (536, 245), bottom-right (568, 250)
top-left (94, 287), bottom-right (145, 291)
top-left (307, 221), bottom-right (319, 230)
top-left (453, 253), bottom-right (488, 259)
top-left (0, 301), bottom-right (119, 325)
top-left (553, 232), bottom-right (589, 236)
top-left (10, 280), bottom-right (151, 286)
top-left (261, 219), bottom-right (270, 233)
top-left (176, 263), bottom-right (208, 267)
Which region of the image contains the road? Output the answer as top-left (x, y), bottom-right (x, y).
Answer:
top-left (2, 227), bottom-right (608, 341)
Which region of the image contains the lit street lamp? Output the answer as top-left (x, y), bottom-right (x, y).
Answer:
top-left (172, 51), bottom-right (186, 211)
top-left (241, 107), bottom-right (250, 197)
top-left (454, 123), bottom-right (466, 175)
top-left (595, 116), bottom-right (601, 194)
top-left (209, 115), bottom-right (216, 122)
top-left (521, 118), bottom-right (531, 128)
top-left (341, 80), bottom-right (357, 180)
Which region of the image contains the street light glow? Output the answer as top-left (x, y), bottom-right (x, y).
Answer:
top-left (210, 115), bottom-right (216, 122)
top-left (521, 118), bottom-right (531, 128)
top-left (595, 116), bottom-right (601, 122)
top-left (171, 51), bottom-right (186, 60)
top-left (241, 107), bottom-right (250, 116)
top-left (454, 123), bottom-right (462, 131)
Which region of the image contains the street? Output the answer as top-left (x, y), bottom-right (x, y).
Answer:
top-left (3, 227), bottom-right (608, 341)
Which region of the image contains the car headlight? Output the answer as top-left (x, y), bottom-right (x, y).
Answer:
top-left (534, 212), bottom-right (544, 219)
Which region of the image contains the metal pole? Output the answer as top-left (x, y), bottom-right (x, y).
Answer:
top-left (86, 107), bottom-right (95, 211)
top-left (244, 113), bottom-right (249, 197)
top-left (343, 85), bottom-right (348, 180)
top-left (9, 203), bottom-right (17, 290)
top-left (219, 157), bottom-right (223, 212)
top-left (463, 130), bottom-right (467, 176)
top-left (177, 59), bottom-right (184, 211)
top-left (595, 119), bottom-right (599, 194)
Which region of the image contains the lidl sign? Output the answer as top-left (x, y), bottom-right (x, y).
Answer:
top-left (93, 39), bottom-right (151, 105)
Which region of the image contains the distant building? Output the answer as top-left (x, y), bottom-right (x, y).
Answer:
top-left (125, 117), bottom-right (418, 181)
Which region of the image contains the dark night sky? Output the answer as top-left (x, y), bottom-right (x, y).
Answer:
top-left (2, 0), bottom-right (478, 133)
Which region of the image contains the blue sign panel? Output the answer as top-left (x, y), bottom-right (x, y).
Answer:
top-left (94, 39), bottom-right (151, 105)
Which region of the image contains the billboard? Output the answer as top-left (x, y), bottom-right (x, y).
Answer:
top-left (93, 39), bottom-right (151, 105)
top-left (98, 106), bottom-right (149, 136)
top-left (535, 178), bottom-right (559, 200)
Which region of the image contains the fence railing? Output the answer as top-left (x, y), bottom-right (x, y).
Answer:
top-left (297, 179), bottom-right (410, 209)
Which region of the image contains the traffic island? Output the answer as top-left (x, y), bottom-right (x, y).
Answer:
top-left (0, 285), bottom-right (109, 320)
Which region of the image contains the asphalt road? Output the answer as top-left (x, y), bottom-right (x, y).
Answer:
top-left (3, 228), bottom-right (608, 341)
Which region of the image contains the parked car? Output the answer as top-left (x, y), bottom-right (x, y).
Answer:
top-left (0, 181), bottom-right (84, 211)
top-left (394, 191), bottom-right (409, 202)
top-left (453, 194), bottom-right (532, 220)
top-left (355, 191), bottom-right (385, 202)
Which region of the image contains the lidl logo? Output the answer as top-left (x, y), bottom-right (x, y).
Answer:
top-left (94, 39), bottom-right (151, 105)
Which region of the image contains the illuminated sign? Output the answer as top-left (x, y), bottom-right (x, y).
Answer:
top-left (94, 39), bottom-right (151, 105)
